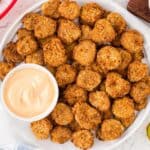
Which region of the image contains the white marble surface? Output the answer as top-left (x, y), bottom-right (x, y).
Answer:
top-left (0, 0), bottom-right (150, 150)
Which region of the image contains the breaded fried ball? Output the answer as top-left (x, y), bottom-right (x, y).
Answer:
top-left (106, 72), bottom-right (130, 98)
top-left (80, 3), bottom-right (104, 25)
top-left (73, 102), bottom-right (101, 129)
top-left (112, 97), bottom-right (134, 119)
top-left (73, 40), bottom-right (96, 66)
top-left (80, 25), bottom-right (92, 40)
top-left (50, 126), bottom-right (72, 144)
top-left (58, 19), bottom-right (81, 44)
top-left (22, 13), bottom-right (40, 30)
top-left (25, 50), bottom-right (44, 65)
top-left (17, 28), bottom-right (33, 39)
top-left (51, 103), bottom-right (73, 125)
top-left (97, 119), bottom-right (124, 140)
top-left (55, 64), bottom-right (77, 86)
top-left (117, 49), bottom-right (132, 71)
top-left (135, 99), bottom-right (147, 111)
top-left (142, 76), bottom-right (150, 87)
top-left (58, 0), bottom-right (80, 20)
top-left (128, 61), bottom-right (148, 82)
top-left (34, 16), bottom-right (56, 39)
top-left (91, 19), bottom-right (116, 44)
top-left (120, 113), bottom-right (136, 128)
top-left (130, 81), bottom-right (150, 103)
top-left (3, 42), bottom-right (23, 63)
top-left (43, 37), bottom-right (67, 67)
top-left (17, 36), bottom-right (38, 56)
top-left (107, 12), bottom-right (126, 34)
top-left (64, 84), bottom-right (87, 106)
top-left (0, 62), bottom-right (14, 80)
top-left (121, 30), bottom-right (144, 54)
top-left (97, 46), bottom-right (122, 71)
top-left (89, 91), bottom-right (110, 112)
top-left (69, 120), bottom-right (81, 131)
top-left (41, 0), bottom-right (60, 17)
top-left (77, 69), bottom-right (101, 91)
top-left (31, 118), bottom-right (53, 139)
top-left (72, 130), bottom-right (94, 149)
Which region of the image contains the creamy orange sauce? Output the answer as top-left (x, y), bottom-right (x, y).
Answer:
top-left (3, 68), bottom-right (55, 118)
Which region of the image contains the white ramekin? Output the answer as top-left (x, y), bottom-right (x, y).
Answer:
top-left (0, 63), bottom-right (59, 122)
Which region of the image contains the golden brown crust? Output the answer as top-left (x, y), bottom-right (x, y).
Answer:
top-left (72, 130), bottom-right (94, 149)
top-left (3, 42), bottom-right (24, 63)
top-left (64, 84), bottom-right (87, 106)
top-left (73, 40), bottom-right (96, 66)
top-left (97, 119), bottom-right (124, 140)
top-left (58, 0), bottom-right (80, 20)
top-left (55, 64), bottom-right (77, 86)
top-left (31, 118), bottom-right (53, 139)
top-left (51, 103), bottom-right (73, 125)
top-left (43, 37), bottom-right (67, 67)
top-left (80, 3), bottom-right (104, 25)
top-left (134, 99), bottom-right (147, 111)
top-left (128, 61), bottom-right (148, 82)
top-left (50, 126), bottom-right (72, 144)
top-left (112, 97), bottom-right (135, 119)
top-left (17, 28), bottom-right (33, 39)
top-left (89, 91), bottom-right (110, 112)
top-left (76, 69), bottom-right (101, 91)
top-left (90, 19), bottom-right (116, 44)
top-left (121, 30), bottom-right (144, 54)
top-left (107, 12), bottom-right (126, 34)
top-left (73, 102), bottom-right (101, 129)
top-left (105, 72), bottom-right (131, 98)
top-left (97, 46), bottom-right (121, 71)
top-left (69, 120), bottom-right (82, 131)
top-left (57, 19), bottom-right (81, 44)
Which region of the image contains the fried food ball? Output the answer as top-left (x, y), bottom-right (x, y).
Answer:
top-left (31, 118), bottom-right (53, 139)
top-left (25, 50), bottom-right (44, 65)
top-left (130, 81), bottom-right (150, 103)
top-left (90, 19), bottom-right (116, 44)
top-left (80, 3), bottom-right (104, 25)
top-left (117, 49), bottom-right (132, 71)
top-left (64, 84), bottom-right (87, 106)
top-left (41, 0), bottom-right (60, 17)
top-left (50, 126), bottom-right (72, 144)
top-left (105, 72), bottom-right (131, 98)
top-left (17, 36), bottom-right (38, 56)
top-left (73, 102), bottom-right (101, 129)
top-left (106, 12), bottom-right (126, 34)
top-left (43, 37), bottom-right (67, 67)
top-left (3, 42), bottom-right (23, 63)
top-left (55, 64), bottom-right (77, 86)
top-left (133, 51), bottom-right (144, 61)
top-left (72, 130), bottom-right (94, 149)
top-left (120, 113), bottom-right (136, 128)
top-left (135, 99), bottom-right (147, 111)
top-left (58, 0), bottom-right (80, 20)
top-left (80, 25), bottom-right (92, 40)
top-left (17, 28), bottom-right (33, 39)
top-left (57, 19), bottom-right (81, 44)
top-left (112, 97), bottom-right (134, 119)
top-left (120, 30), bottom-right (144, 54)
top-left (34, 16), bottom-right (56, 39)
top-left (77, 69), bottom-right (101, 91)
top-left (22, 13), bottom-right (40, 30)
top-left (69, 120), bottom-right (81, 131)
top-left (97, 119), bottom-right (124, 140)
top-left (97, 46), bottom-right (121, 71)
top-left (128, 61), bottom-right (148, 82)
top-left (141, 76), bottom-right (150, 87)
top-left (51, 103), bottom-right (73, 125)
top-left (89, 91), bottom-right (110, 112)
top-left (0, 62), bottom-right (14, 80)
top-left (73, 40), bottom-right (96, 66)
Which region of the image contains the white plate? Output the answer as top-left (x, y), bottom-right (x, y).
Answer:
top-left (0, 0), bottom-right (150, 150)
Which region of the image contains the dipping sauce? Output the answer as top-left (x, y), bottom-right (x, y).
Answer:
top-left (3, 68), bottom-right (55, 118)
